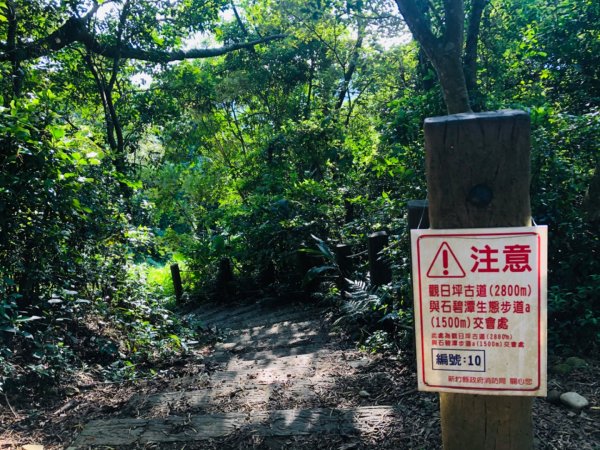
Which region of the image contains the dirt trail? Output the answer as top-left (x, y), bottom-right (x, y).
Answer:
top-left (3, 297), bottom-right (593, 449)
top-left (66, 299), bottom-right (430, 449)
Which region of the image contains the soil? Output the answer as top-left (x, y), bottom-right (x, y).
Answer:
top-left (0, 299), bottom-right (598, 449)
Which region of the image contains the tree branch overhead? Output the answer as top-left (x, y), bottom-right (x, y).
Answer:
top-left (0, 15), bottom-right (286, 63)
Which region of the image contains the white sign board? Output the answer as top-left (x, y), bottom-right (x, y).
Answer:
top-left (411, 226), bottom-right (547, 396)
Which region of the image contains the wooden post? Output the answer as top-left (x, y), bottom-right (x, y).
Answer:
top-left (424, 110), bottom-right (533, 450)
top-left (344, 198), bottom-right (355, 223)
top-left (407, 200), bottom-right (429, 230)
top-left (297, 249), bottom-right (322, 292)
top-left (170, 263), bottom-right (183, 303)
top-left (216, 258), bottom-right (234, 301)
top-left (368, 231), bottom-right (392, 286)
top-left (259, 260), bottom-right (276, 285)
top-left (334, 244), bottom-right (352, 293)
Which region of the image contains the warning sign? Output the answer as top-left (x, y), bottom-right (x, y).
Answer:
top-left (410, 226), bottom-right (547, 396)
top-left (426, 242), bottom-right (466, 278)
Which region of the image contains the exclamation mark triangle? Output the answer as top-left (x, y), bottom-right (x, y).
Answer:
top-left (426, 242), bottom-right (466, 278)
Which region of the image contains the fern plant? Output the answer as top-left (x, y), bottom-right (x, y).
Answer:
top-left (334, 279), bottom-right (388, 326)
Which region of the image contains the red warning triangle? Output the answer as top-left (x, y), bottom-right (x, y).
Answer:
top-left (427, 242), bottom-right (466, 278)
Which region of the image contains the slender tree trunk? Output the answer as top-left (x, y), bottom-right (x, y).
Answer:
top-left (395, 0), bottom-right (472, 114)
top-left (84, 53), bottom-right (127, 174)
top-left (227, 102), bottom-right (248, 156)
top-left (464, 0), bottom-right (488, 111)
top-left (6, 0), bottom-right (23, 102)
top-left (335, 21), bottom-right (365, 111)
top-left (431, 50), bottom-right (471, 115)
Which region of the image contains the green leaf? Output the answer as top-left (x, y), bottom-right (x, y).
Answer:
top-left (49, 126), bottom-right (66, 140)
top-left (169, 334), bottom-right (181, 347)
top-left (211, 235), bottom-right (226, 253)
top-left (303, 265), bottom-right (336, 285)
top-left (15, 315), bottom-right (43, 322)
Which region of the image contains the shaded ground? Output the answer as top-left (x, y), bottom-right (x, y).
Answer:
top-left (1, 298), bottom-right (598, 449)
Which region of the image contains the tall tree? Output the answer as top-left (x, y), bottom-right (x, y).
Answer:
top-left (394, 0), bottom-right (488, 113)
top-left (393, 2), bottom-right (539, 450)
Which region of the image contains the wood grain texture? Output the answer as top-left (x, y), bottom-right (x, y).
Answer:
top-left (209, 367), bottom-right (316, 385)
top-left (68, 298), bottom-right (396, 448)
top-left (424, 110), bottom-right (531, 229)
top-left (69, 406), bottom-right (402, 447)
top-left (440, 395), bottom-right (533, 450)
top-left (134, 372), bottom-right (394, 414)
top-left (213, 320), bottom-right (330, 354)
top-left (127, 382), bottom-right (319, 416)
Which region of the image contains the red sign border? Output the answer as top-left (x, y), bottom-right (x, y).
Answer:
top-left (415, 231), bottom-right (543, 393)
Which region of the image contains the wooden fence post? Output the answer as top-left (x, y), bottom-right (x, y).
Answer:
top-left (407, 200), bottom-right (429, 230)
top-left (170, 263), bottom-right (183, 303)
top-left (344, 198), bottom-right (355, 223)
top-left (335, 244), bottom-right (352, 294)
top-left (368, 231), bottom-right (392, 287)
top-left (216, 257), bottom-right (234, 301)
top-left (424, 110), bottom-right (533, 450)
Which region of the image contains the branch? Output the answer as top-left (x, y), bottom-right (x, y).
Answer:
top-left (396, 0), bottom-right (471, 113)
top-left (231, 1), bottom-right (250, 37)
top-left (335, 21), bottom-right (365, 111)
top-left (394, 0), bottom-right (440, 56)
top-left (464, 0), bottom-right (488, 99)
top-left (0, 16), bottom-right (286, 63)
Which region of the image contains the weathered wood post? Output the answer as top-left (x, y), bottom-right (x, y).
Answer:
top-left (297, 249), bottom-right (323, 292)
top-left (407, 200), bottom-right (429, 230)
top-left (170, 263), bottom-right (183, 303)
top-left (216, 257), bottom-right (234, 301)
top-left (344, 198), bottom-right (355, 223)
top-left (335, 244), bottom-right (352, 293)
top-left (368, 231), bottom-right (392, 287)
top-left (424, 110), bottom-right (533, 450)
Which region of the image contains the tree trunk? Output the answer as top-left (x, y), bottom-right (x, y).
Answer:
top-left (6, 0), bottom-right (23, 102)
top-left (395, 0), bottom-right (473, 114)
top-left (464, 0), bottom-right (488, 111)
top-left (431, 50), bottom-right (471, 115)
top-left (170, 264), bottom-right (183, 303)
top-left (424, 110), bottom-right (534, 450)
top-left (335, 21), bottom-right (365, 111)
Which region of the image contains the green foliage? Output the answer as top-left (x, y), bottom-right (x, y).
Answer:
top-left (529, 110), bottom-right (599, 352)
top-left (548, 276), bottom-right (600, 354)
top-left (0, 68), bottom-right (192, 394)
top-left (361, 330), bottom-right (395, 354)
top-left (0, 90), bottom-right (120, 304)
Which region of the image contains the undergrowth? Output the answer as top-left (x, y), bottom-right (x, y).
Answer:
top-left (0, 261), bottom-right (205, 400)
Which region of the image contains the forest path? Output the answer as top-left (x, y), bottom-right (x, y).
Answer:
top-left (67, 298), bottom-right (428, 449)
